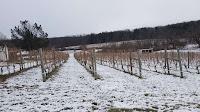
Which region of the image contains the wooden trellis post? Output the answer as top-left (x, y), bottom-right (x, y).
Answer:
top-left (19, 49), bottom-right (24, 70)
top-left (137, 50), bottom-right (142, 78)
top-left (112, 52), bottom-right (115, 68)
top-left (177, 49), bottom-right (183, 78)
top-left (120, 53), bottom-right (124, 70)
top-left (164, 49), bottom-right (170, 75)
top-left (91, 49), bottom-right (97, 75)
top-left (129, 52), bottom-right (133, 74)
top-left (39, 48), bottom-right (46, 82)
top-left (187, 51), bottom-right (190, 68)
top-left (53, 48), bottom-right (56, 68)
top-left (100, 55), bottom-right (103, 65)
top-left (89, 49), bottom-right (99, 80)
top-left (83, 50), bottom-right (87, 66)
top-left (29, 51), bottom-right (32, 67)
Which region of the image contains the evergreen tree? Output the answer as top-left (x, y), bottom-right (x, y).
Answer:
top-left (11, 20), bottom-right (49, 50)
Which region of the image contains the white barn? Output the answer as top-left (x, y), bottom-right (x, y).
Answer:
top-left (0, 45), bottom-right (9, 61)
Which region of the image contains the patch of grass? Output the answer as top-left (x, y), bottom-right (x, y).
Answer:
top-left (144, 93), bottom-right (150, 96)
top-left (108, 108), bottom-right (157, 112)
top-left (197, 104), bottom-right (200, 108)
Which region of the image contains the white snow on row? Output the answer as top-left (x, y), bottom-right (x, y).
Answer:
top-left (0, 62), bottom-right (38, 75)
top-left (0, 53), bottom-right (200, 112)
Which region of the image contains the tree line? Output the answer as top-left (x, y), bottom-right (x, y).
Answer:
top-left (49, 20), bottom-right (200, 48)
top-left (1, 19), bottom-right (200, 49)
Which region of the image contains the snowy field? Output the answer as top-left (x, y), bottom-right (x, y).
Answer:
top-left (0, 53), bottom-right (200, 112)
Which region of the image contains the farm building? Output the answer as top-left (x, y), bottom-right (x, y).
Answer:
top-left (0, 45), bottom-right (9, 61)
top-left (139, 48), bottom-right (153, 53)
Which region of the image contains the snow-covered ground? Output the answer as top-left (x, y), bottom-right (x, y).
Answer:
top-left (184, 44), bottom-right (199, 50)
top-left (0, 62), bottom-right (38, 75)
top-left (0, 53), bottom-right (200, 112)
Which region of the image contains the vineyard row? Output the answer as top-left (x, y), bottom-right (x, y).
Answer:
top-left (0, 48), bottom-right (69, 82)
top-left (75, 49), bottom-right (200, 79)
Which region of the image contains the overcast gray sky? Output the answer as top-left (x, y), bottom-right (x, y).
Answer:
top-left (0, 0), bottom-right (200, 38)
